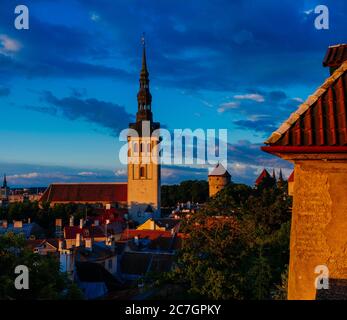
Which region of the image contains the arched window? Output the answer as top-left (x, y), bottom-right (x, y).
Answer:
top-left (147, 143), bottom-right (151, 153)
top-left (133, 142), bottom-right (139, 153)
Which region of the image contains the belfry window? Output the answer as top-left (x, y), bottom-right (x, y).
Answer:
top-left (134, 142), bottom-right (139, 153)
top-left (140, 166), bottom-right (146, 178)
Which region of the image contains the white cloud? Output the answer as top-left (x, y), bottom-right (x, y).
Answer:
top-left (218, 101), bottom-right (240, 113)
top-left (292, 97), bottom-right (304, 103)
top-left (234, 93), bottom-right (265, 103)
top-left (78, 171), bottom-right (97, 176)
top-left (114, 169), bottom-right (127, 177)
top-left (0, 34), bottom-right (21, 54)
top-left (90, 12), bottom-right (100, 22)
top-left (304, 9), bottom-right (314, 15)
top-left (8, 172), bottom-right (39, 179)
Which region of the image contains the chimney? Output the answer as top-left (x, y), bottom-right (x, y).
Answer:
top-left (2, 220), bottom-right (7, 228)
top-left (55, 218), bottom-right (63, 238)
top-left (323, 44), bottom-right (347, 75)
top-left (79, 218), bottom-right (84, 229)
top-left (75, 233), bottom-right (81, 247)
top-left (69, 216), bottom-right (74, 227)
top-left (55, 218), bottom-right (62, 227)
top-left (14, 220), bottom-right (23, 229)
top-left (85, 238), bottom-right (93, 251)
top-left (58, 239), bottom-right (62, 251)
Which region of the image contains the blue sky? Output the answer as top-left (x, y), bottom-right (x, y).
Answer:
top-left (0, 0), bottom-right (346, 186)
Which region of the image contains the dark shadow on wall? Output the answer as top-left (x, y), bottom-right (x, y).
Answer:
top-left (316, 279), bottom-right (347, 300)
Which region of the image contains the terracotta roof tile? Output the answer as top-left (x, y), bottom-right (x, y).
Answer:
top-left (264, 60), bottom-right (347, 147)
top-left (323, 44), bottom-right (347, 68)
top-left (255, 169), bottom-right (271, 185)
top-left (120, 229), bottom-right (172, 241)
top-left (288, 171), bottom-right (294, 182)
top-left (40, 183), bottom-right (127, 203)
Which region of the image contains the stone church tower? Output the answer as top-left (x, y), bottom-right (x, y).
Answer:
top-left (127, 39), bottom-right (161, 223)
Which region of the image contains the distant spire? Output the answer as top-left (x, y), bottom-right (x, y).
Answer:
top-left (272, 169), bottom-right (276, 180)
top-left (279, 169), bottom-right (284, 181)
top-left (2, 174), bottom-right (7, 188)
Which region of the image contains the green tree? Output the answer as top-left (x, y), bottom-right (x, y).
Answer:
top-left (0, 233), bottom-right (83, 300)
top-left (162, 182), bottom-right (291, 300)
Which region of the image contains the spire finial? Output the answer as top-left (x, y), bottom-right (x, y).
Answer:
top-left (140, 32), bottom-right (148, 73)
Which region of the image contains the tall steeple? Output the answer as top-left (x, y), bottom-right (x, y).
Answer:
top-left (2, 174), bottom-right (7, 188)
top-left (136, 33), bottom-right (153, 123)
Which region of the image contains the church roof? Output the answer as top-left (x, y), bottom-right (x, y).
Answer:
top-left (263, 45), bottom-right (347, 153)
top-left (208, 163), bottom-right (231, 177)
top-left (255, 169), bottom-right (271, 186)
top-left (40, 183), bottom-right (127, 203)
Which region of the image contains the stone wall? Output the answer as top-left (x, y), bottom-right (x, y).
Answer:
top-left (289, 160), bottom-right (347, 299)
top-left (208, 176), bottom-right (229, 197)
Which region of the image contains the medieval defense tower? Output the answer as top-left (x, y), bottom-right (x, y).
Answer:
top-left (208, 163), bottom-right (231, 197)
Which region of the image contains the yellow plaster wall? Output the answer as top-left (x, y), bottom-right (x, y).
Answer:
top-left (288, 160), bottom-right (347, 300)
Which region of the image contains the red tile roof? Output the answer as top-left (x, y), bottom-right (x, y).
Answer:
top-left (64, 225), bottom-right (112, 240)
top-left (120, 229), bottom-right (173, 241)
top-left (64, 226), bottom-right (82, 240)
top-left (323, 44), bottom-right (347, 68)
top-left (255, 169), bottom-right (271, 185)
top-left (40, 183), bottom-right (127, 203)
top-left (263, 59), bottom-right (347, 151)
top-left (288, 171), bottom-right (294, 182)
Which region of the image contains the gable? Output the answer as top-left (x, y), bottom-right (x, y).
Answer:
top-left (265, 61), bottom-right (347, 148)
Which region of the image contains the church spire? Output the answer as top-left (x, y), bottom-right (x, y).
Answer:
top-left (2, 174), bottom-right (7, 188)
top-left (272, 168), bottom-right (276, 180)
top-left (136, 33), bottom-right (152, 122)
top-left (279, 169), bottom-right (284, 182)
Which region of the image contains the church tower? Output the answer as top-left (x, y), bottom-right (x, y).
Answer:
top-left (127, 37), bottom-right (161, 223)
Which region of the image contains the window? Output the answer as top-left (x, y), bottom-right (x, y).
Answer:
top-left (140, 166), bottom-right (145, 178)
top-left (134, 142), bottom-right (139, 153)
